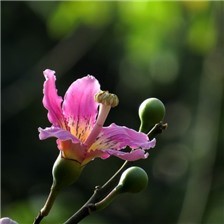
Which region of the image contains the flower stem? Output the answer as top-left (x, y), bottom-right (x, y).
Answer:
top-left (147, 122), bottom-right (168, 139)
top-left (33, 185), bottom-right (59, 224)
top-left (94, 185), bottom-right (122, 211)
top-left (63, 187), bottom-right (99, 224)
top-left (102, 160), bottom-right (128, 190)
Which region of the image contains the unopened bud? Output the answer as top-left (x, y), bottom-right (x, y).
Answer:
top-left (52, 154), bottom-right (84, 190)
top-left (93, 167), bottom-right (148, 212)
top-left (139, 98), bottom-right (165, 133)
top-left (95, 90), bottom-right (119, 107)
top-left (118, 166), bottom-right (148, 193)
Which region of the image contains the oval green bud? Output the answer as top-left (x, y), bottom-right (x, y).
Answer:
top-left (52, 154), bottom-right (84, 190)
top-left (139, 98), bottom-right (165, 133)
top-left (118, 166), bottom-right (148, 193)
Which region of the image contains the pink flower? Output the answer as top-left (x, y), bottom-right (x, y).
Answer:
top-left (38, 69), bottom-right (156, 166)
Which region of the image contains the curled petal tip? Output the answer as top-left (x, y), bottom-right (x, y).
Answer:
top-left (87, 74), bottom-right (96, 79)
top-left (144, 152), bottom-right (149, 159)
top-left (43, 69), bottom-right (56, 77)
top-left (151, 138), bottom-right (156, 148)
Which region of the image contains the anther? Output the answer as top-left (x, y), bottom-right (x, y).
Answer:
top-left (95, 90), bottom-right (119, 107)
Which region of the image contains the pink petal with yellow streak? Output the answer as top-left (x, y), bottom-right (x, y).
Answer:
top-left (57, 140), bottom-right (86, 164)
top-left (89, 123), bottom-right (156, 152)
top-left (62, 75), bottom-right (100, 142)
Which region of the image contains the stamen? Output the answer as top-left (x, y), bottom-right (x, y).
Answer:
top-left (84, 90), bottom-right (119, 148)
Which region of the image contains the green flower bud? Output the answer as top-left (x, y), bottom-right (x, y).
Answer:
top-left (52, 154), bottom-right (84, 190)
top-left (118, 166), bottom-right (148, 193)
top-left (93, 167), bottom-right (148, 212)
top-left (139, 98), bottom-right (165, 133)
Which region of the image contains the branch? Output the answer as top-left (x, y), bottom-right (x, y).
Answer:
top-left (147, 122), bottom-right (168, 139)
top-left (63, 161), bottom-right (129, 224)
top-left (63, 122), bottom-right (167, 224)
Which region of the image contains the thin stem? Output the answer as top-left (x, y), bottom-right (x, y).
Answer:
top-left (33, 213), bottom-right (44, 224)
top-left (63, 187), bottom-right (99, 224)
top-left (102, 160), bottom-right (128, 189)
top-left (94, 185), bottom-right (122, 212)
top-left (33, 185), bottom-right (59, 224)
top-left (147, 122), bottom-right (168, 139)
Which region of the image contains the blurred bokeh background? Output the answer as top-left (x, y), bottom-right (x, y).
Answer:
top-left (2, 1), bottom-right (224, 224)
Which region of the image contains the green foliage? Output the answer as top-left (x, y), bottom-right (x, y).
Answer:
top-left (118, 2), bottom-right (182, 63)
top-left (187, 14), bottom-right (217, 54)
top-left (47, 2), bottom-right (112, 38)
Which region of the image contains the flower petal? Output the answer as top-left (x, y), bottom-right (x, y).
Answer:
top-left (43, 69), bottom-right (64, 127)
top-left (89, 123), bottom-right (156, 152)
top-left (0, 218), bottom-right (18, 224)
top-left (38, 126), bottom-right (79, 143)
top-left (81, 149), bottom-right (106, 165)
top-left (102, 149), bottom-right (149, 161)
top-left (57, 140), bottom-right (86, 163)
top-left (62, 75), bottom-right (100, 142)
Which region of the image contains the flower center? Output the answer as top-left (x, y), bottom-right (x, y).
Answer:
top-left (84, 91), bottom-right (119, 149)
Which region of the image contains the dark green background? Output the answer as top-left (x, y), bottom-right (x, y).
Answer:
top-left (2, 1), bottom-right (224, 224)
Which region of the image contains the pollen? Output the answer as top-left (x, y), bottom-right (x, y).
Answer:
top-left (95, 90), bottom-right (119, 107)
